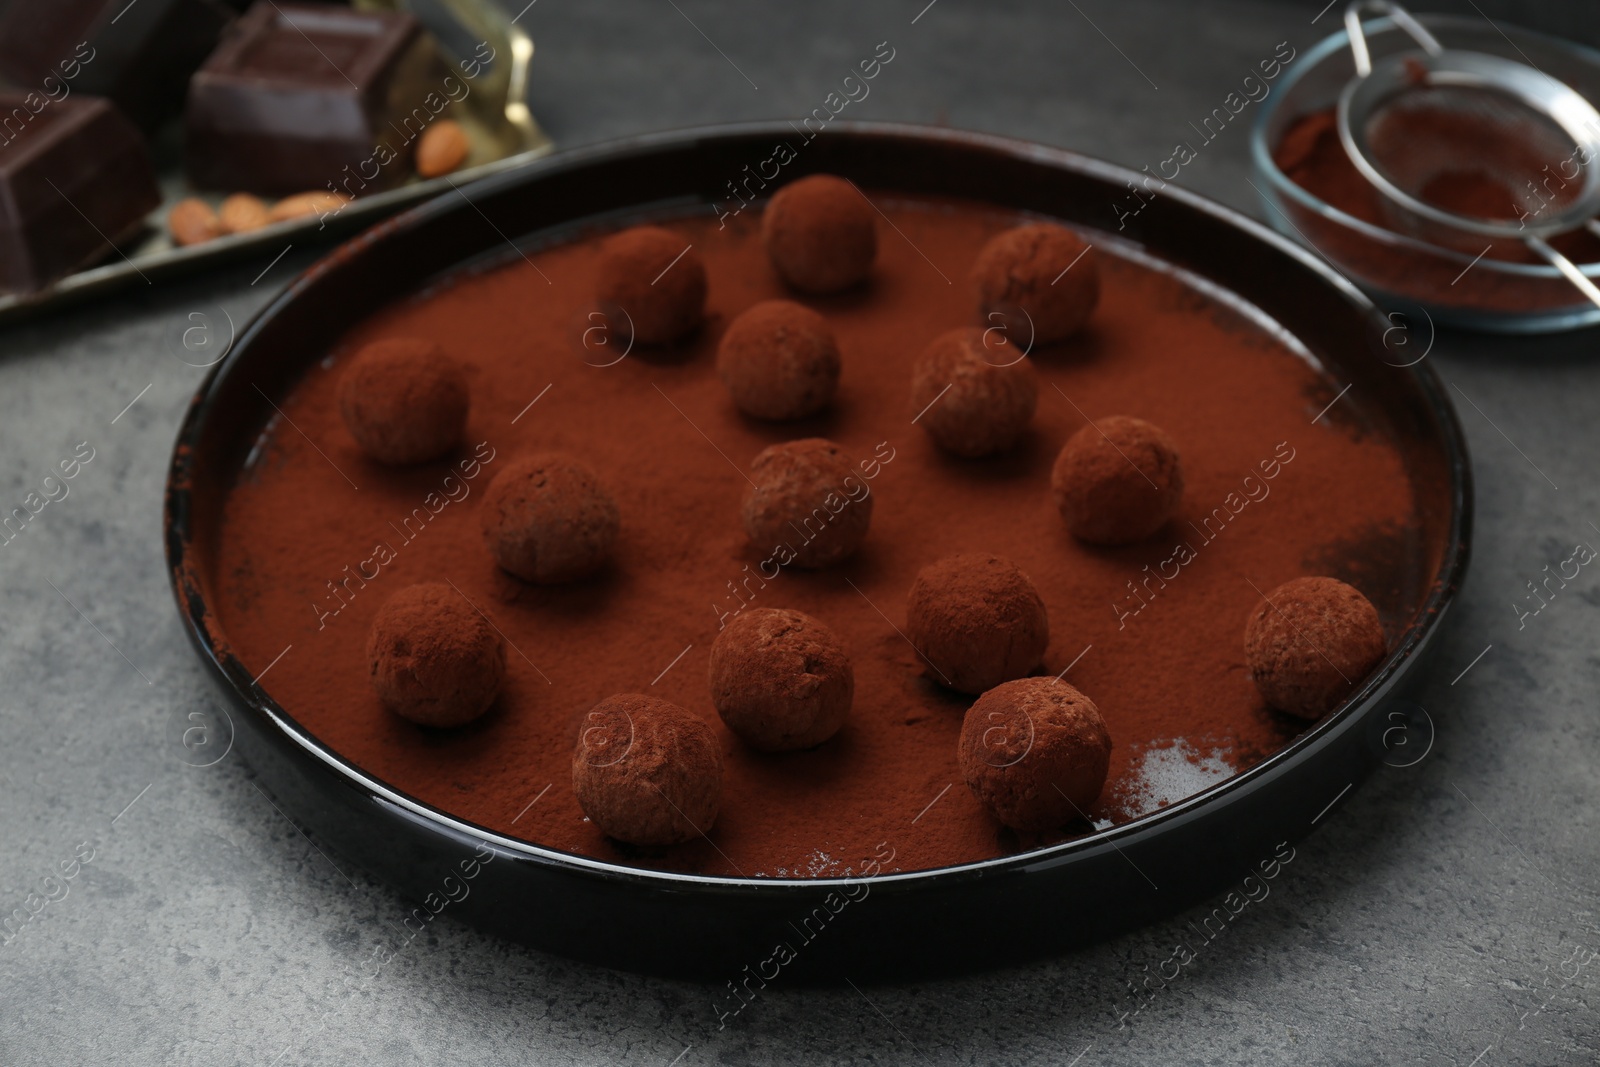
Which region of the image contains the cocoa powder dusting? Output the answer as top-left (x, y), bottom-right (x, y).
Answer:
top-left (214, 199), bottom-right (1419, 877)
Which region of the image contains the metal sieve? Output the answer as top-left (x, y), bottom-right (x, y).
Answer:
top-left (1336, 0), bottom-right (1600, 307)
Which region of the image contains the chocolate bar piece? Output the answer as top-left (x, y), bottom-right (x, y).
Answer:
top-left (0, 0), bottom-right (234, 131)
top-left (0, 93), bottom-right (160, 293)
top-left (185, 2), bottom-right (449, 197)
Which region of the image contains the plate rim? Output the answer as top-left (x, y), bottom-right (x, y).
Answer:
top-left (163, 119), bottom-right (1475, 896)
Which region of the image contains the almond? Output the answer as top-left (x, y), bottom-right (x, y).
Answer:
top-left (219, 193), bottom-right (271, 234)
top-left (168, 198), bottom-right (222, 246)
top-left (416, 119), bottom-right (470, 178)
top-left (269, 191), bottom-right (351, 223)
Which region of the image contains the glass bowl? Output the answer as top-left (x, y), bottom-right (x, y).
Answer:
top-left (1250, 14), bottom-right (1600, 333)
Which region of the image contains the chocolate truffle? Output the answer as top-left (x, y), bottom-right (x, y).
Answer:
top-left (761, 174), bottom-right (876, 294)
top-left (595, 225), bottom-right (707, 345)
top-left (958, 677), bottom-right (1112, 832)
top-left (741, 438), bottom-right (873, 569)
top-left (480, 454), bottom-right (620, 583)
top-left (367, 583), bottom-right (506, 727)
top-left (1051, 415), bottom-right (1183, 545)
top-left (910, 328), bottom-right (1038, 458)
top-left (338, 338), bottom-right (469, 465)
top-left (709, 608), bottom-right (854, 751)
top-left (905, 553), bottom-right (1049, 695)
top-left (571, 693), bottom-right (723, 846)
top-left (1244, 577), bottom-right (1387, 718)
top-left (971, 222), bottom-right (1100, 344)
top-left (717, 300), bottom-right (842, 420)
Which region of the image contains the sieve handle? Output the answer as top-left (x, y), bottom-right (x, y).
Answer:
top-left (1344, 0), bottom-right (1445, 78)
top-left (1526, 235), bottom-right (1600, 310)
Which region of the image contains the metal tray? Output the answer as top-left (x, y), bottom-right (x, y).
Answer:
top-left (164, 122), bottom-right (1473, 980)
top-left (0, 0), bottom-right (550, 324)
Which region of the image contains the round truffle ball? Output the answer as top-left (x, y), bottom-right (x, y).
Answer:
top-left (971, 222), bottom-right (1100, 344)
top-left (709, 608), bottom-right (854, 751)
top-left (741, 438), bottom-right (872, 568)
top-left (367, 583), bottom-right (506, 727)
top-left (958, 677), bottom-right (1112, 832)
top-left (595, 225), bottom-right (707, 345)
top-left (571, 693), bottom-right (723, 846)
top-left (717, 300), bottom-right (842, 420)
top-left (338, 338), bottom-right (468, 465)
top-left (910, 328), bottom-right (1038, 458)
top-left (761, 174), bottom-right (876, 294)
top-left (480, 453), bottom-right (620, 583)
top-left (905, 553), bottom-right (1049, 695)
top-left (1244, 577), bottom-right (1387, 719)
top-left (1051, 416), bottom-right (1183, 545)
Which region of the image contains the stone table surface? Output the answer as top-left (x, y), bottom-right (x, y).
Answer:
top-left (1, 1), bottom-right (1596, 1064)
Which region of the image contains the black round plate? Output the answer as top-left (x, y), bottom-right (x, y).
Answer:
top-left (164, 122), bottom-right (1472, 981)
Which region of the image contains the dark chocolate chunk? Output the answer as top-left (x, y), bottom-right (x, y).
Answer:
top-left (0, 0), bottom-right (235, 132)
top-left (184, 1), bottom-right (450, 197)
top-left (0, 93), bottom-right (160, 293)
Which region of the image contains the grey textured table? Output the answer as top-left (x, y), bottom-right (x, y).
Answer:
top-left (2, 2), bottom-right (1597, 1064)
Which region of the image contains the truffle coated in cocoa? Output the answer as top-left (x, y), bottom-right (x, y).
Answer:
top-left (741, 438), bottom-right (873, 569)
top-left (571, 693), bottom-right (723, 846)
top-left (709, 607), bottom-right (853, 751)
top-left (761, 174), bottom-right (876, 294)
top-left (338, 338), bottom-right (469, 465)
top-left (910, 328), bottom-right (1038, 458)
top-left (1244, 576), bottom-right (1387, 718)
top-left (1051, 415), bottom-right (1183, 545)
top-left (717, 300), bottom-right (841, 420)
top-left (595, 225), bottom-right (707, 345)
top-left (367, 583), bottom-right (506, 727)
top-left (480, 453), bottom-right (620, 583)
top-left (905, 553), bottom-right (1049, 695)
top-left (958, 677), bottom-right (1112, 832)
top-left (971, 223), bottom-right (1100, 344)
